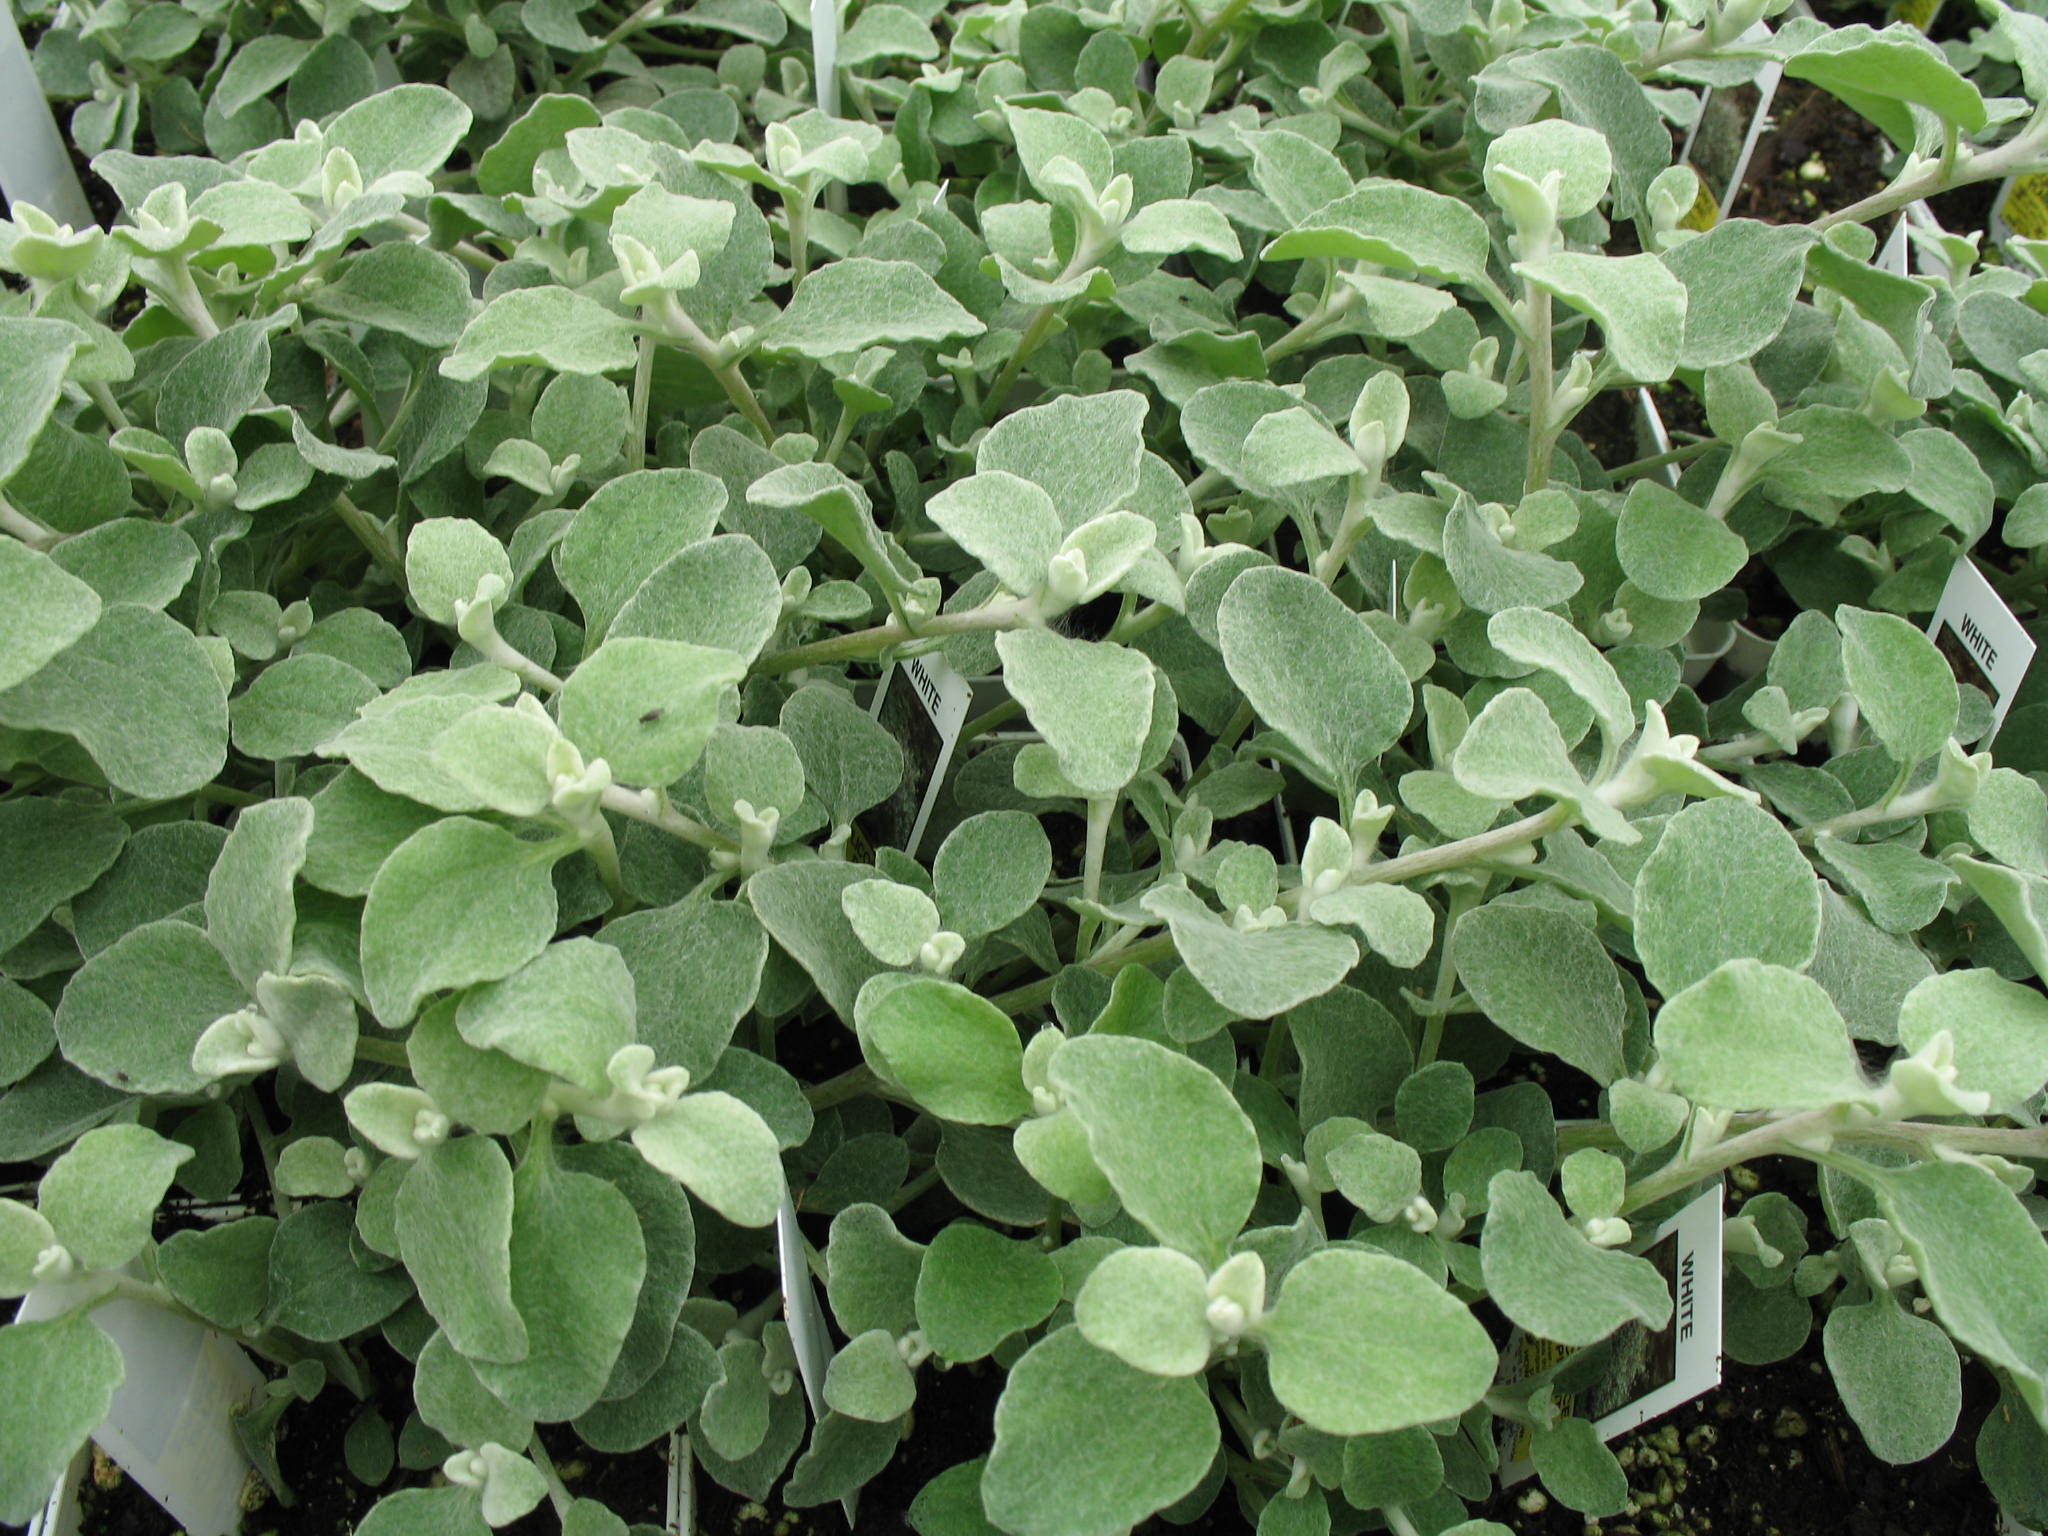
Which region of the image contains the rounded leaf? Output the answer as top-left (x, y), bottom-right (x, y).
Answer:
top-left (982, 1327), bottom-right (1218, 1536)
top-left (1218, 567), bottom-right (1411, 799)
top-left (1074, 1245), bottom-right (1212, 1376)
top-left (1258, 1248), bottom-right (1495, 1435)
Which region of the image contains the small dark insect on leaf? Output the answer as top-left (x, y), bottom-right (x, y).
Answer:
top-left (639, 708), bottom-right (665, 724)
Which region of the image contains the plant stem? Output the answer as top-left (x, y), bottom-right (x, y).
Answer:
top-left (84, 378), bottom-right (132, 433)
top-left (751, 594), bottom-right (1035, 675)
top-left (987, 302), bottom-right (1066, 419)
top-left (389, 211), bottom-right (498, 272)
top-left (1264, 283), bottom-right (1356, 366)
top-left (1620, 1106), bottom-right (1836, 1216)
top-left (355, 1038), bottom-right (410, 1069)
top-left (804, 1064), bottom-right (883, 1109)
top-left (158, 254), bottom-right (219, 337)
top-left (959, 698), bottom-right (1024, 744)
top-left (597, 0), bottom-right (668, 49)
top-left (1816, 121), bottom-right (2048, 231)
top-left (628, 331), bottom-right (655, 472)
top-left (822, 400), bottom-right (860, 468)
top-left (1077, 795), bottom-right (1115, 958)
top-left (1353, 804), bottom-right (1571, 890)
top-left (0, 494), bottom-right (60, 549)
top-left (655, 295), bottom-right (775, 441)
top-left (331, 493), bottom-right (409, 592)
top-left (1607, 439), bottom-right (1712, 481)
top-left (990, 933), bottom-right (1175, 1015)
top-left (527, 1434), bottom-right (575, 1522)
top-left (1312, 471), bottom-right (1376, 585)
top-left (1523, 287), bottom-right (1555, 495)
top-left (1185, 0), bottom-right (1254, 57)
top-left (784, 193), bottom-right (812, 286)
top-left (598, 783), bottom-right (726, 850)
top-left (1417, 884), bottom-right (1480, 1067)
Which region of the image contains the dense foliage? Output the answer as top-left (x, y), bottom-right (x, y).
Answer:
top-left (4, 0), bottom-right (2048, 1530)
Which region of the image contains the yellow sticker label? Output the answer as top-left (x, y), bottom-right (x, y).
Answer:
top-left (1892, 0), bottom-right (1940, 30)
top-left (1507, 1335), bottom-right (1580, 1463)
top-left (1677, 169), bottom-right (1719, 233)
top-left (2004, 173), bottom-right (2048, 241)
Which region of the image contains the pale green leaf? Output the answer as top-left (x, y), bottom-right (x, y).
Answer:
top-left (1837, 605), bottom-right (1958, 767)
top-left (631, 1091), bottom-right (783, 1227)
top-left (758, 259), bottom-right (984, 359)
top-left (1653, 959), bottom-right (1865, 1110)
top-left (1218, 566), bottom-right (1411, 799)
top-left (1073, 1245), bottom-right (1212, 1376)
top-left (859, 977), bottom-right (1031, 1125)
top-left (360, 818), bottom-right (559, 1028)
top-left (555, 637), bottom-right (744, 788)
top-left (1481, 1170), bottom-right (1672, 1345)
top-left (1515, 252), bottom-right (1687, 383)
top-left (37, 1123), bottom-right (192, 1269)
top-left (1258, 1247), bottom-right (1495, 1434)
top-left (1634, 797), bottom-right (1821, 996)
top-left (982, 1327), bottom-right (1217, 1536)
top-left (0, 604), bottom-right (228, 798)
top-left (0, 540), bottom-right (101, 693)
top-left (1049, 1034), bottom-right (1260, 1264)
top-left (397, 1137), bottom-right (527, 1365)
top-left (1452, 904), bottom-right (1627, 1085)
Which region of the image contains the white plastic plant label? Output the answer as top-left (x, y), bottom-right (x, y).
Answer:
top-left (0, 6), bottom-right (95, 229)
top-left (14, 1284), bottom-right (266, 1536)
top-left (1675, 54), bottom-right (1782, 229)
top-left (1928, 558), bottom-right (2036, 745)
top-left (1497, 1184), bottom-right (1724, 1485)
top-left (863, 650), bottom-right (973, 858)
top-left (775, 1191), bottom-right (831, 1420)
top-left (664, 1431), bottom-right (692, 1536)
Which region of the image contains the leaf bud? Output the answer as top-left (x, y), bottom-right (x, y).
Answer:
top-left (917, 930), bottom-right (966, 976)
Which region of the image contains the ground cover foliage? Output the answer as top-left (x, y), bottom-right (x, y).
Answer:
top-left (4, 0), bottom-right (2048, 1529)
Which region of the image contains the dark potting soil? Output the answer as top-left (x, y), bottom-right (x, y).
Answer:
top-left (1734, 84), bottom-right (1892, 227)
top-left (1487, 1350), bottom-right (2010, 1536)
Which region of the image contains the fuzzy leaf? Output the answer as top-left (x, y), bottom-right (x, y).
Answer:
top-left (759, 259), bottom-right (984, 359)
top-left (631, 1092), bottom-right (783, 1227)
top-left (1515, 252), bottom-right (1687, 383)
top-left (996, 630), bottom-right (1154, 798)
top-left (1481, 1171), bottom-right (1672, 1345)
top-left (0, 540), bottom-right (101, 694)
top-left (1654, 960), bottom-right (1865, 1110)
top-left (1452, 904), bottom-right (1627, 1085)
top-left (0, 604), bottom-right (228, 798)
top-left (1634, 797), bottom-right (1821, 997)
top-left (398, 1137), bottom-right (527, 1364)
top-left (982, 1327), bottom-right (1217, 1536)
top-left (1258, 1248), bottom-right (1495, 1434)
top-left (360, 818), bottom-right (559, 1028)
top-left (442, 288), bottom-right (638, 382)
top-left (860, 978), bottom-right (1032, 1125)
top-left (1073, 1246), bottom-right (1212, 1376)
top-left (1837, 606), bottom-right (1957, 767)
top-left (38, 1123), bottom-right (193, 1269)
top-left (1049, 1034), bottom-right (1260, 1264)
top-left (1218, 567), bottom-right (1411, 799)
top-left (556, 637), bottom-right (744, 788)
top-left (0, 1313), bottom-right (125, 1525)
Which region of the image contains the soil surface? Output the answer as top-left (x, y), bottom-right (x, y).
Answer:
top-left (1487, 1350), bottom-right (2009, 1536)
top-left (1733, 84), bottom-right (1892, 227)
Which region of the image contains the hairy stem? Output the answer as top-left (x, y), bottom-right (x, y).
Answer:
top-left (752, 594), bottom-right (1036, 675)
